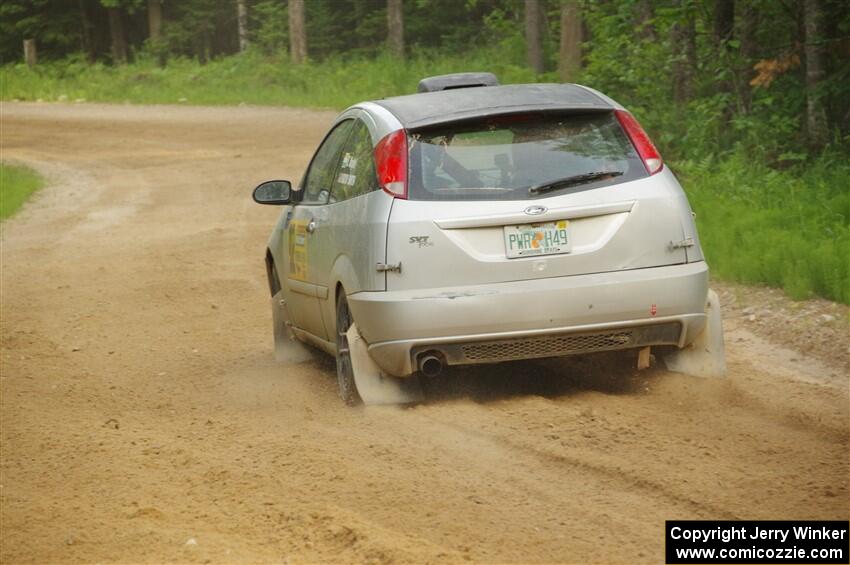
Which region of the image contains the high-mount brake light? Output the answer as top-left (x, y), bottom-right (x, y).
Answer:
top-left (614, 109), bottom-right (663, 175)
top-left (374, 129), bottom-right (408, 199)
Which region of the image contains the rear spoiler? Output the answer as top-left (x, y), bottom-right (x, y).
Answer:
top-left (417, 72), bottom-right (500, 93)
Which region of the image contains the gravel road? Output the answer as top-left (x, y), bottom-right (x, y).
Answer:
top-left (1, 102), bottom-right (847, 564)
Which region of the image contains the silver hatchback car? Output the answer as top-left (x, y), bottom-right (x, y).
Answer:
top-left (253, 73), bottom-right (725, 405)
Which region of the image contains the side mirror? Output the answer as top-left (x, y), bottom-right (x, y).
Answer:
top-left (252, 180), bottom-right (292, 205)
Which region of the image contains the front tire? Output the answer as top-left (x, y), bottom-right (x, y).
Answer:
top-left (335, 291), bottom-right (361, 405)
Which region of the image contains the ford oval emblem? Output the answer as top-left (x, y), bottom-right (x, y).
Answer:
top-left (524, 205), bottom-right (547, 215)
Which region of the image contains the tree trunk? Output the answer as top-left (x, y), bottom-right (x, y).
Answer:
top-left (387, 0), bottom-right (404, 58)
top-left (78, 0), bottom-right (95, 62)
top-left (803, 0), bottom-right (829, 147)
top-left (236, 0), bottom-right (249, 52)
top-left (289, 0), bottom-right (307, 64)
top-left (525, 0), bottom-right (544, 74)
top-left (203, 31), bottom-right (212, 64)
top-left (558, 1), bottom-right (582, 82)
top-left (636, 0), bottom-right (656, 41)
top-left (671, 3), bottom-right (696, 106)
top-left (737, 1), bottom-right (758, 113)
top-left (195, 34), bottom-right (208, 64)
top-left (107, 6), bottom-right (128, 65)
top-left (713, 0), bottom-right (735, 123)
top-left (147, 0), bottom-right (163, 42)
top-left (147, 0), bottom-right (167, 67)
top-left (713, 0), bottom-right (735, 46)
top-left (23, 39), bottom-right (37, 67)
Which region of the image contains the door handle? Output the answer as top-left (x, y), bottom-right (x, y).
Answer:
top-left (306, 219), bottom-right (317, 233)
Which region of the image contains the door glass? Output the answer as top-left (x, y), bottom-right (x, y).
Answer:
top-left (330, 120), bottom-right (378, 203)
top-left (302, 120), bottom-right (354, 204)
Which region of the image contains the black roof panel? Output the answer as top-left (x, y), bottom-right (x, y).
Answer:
top-left (373, 83), bottom-right (611, 129)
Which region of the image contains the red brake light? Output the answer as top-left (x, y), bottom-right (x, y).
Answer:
top-left (374, 129), bottom-right (408, 199)
top-left (614, 109), bottom-right (663, 175)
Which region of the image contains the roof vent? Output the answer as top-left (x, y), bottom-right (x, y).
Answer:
top-left (417, 72), bottom-right (500, 93)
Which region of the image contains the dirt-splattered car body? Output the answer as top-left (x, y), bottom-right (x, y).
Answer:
top-left (254, 73), bottom-right (724, 402)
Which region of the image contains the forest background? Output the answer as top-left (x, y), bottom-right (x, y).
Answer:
top-left (1, 0), bottom-right (848, 303)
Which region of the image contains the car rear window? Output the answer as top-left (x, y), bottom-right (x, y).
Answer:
top-left (406, 112), bottom-right (647, 201)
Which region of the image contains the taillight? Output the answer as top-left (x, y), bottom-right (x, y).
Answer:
top-left (614, 109), bottom-right (663, 175)
top-left (374, 129), bottom-right (408, 198)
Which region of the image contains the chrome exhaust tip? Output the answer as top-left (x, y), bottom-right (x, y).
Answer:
top-left (417, 353), bottom-right (444, 378)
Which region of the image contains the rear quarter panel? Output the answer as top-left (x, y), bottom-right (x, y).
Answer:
top-left (318, 189), bottom-right (395, 334)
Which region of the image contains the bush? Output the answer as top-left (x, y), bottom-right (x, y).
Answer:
top-left (1, 162), bottom-right (43, 219)
top-left (1, 46), bottom-right (847, 303)
top-left (677, 152), bottom-right (849, 303)
top-left (0, 48), bottom-right (535, 108)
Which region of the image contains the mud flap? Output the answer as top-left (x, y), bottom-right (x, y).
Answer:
top-left (663, 289), bottom-right (727, 378)
top-left (271, 291), bottom-right (313, 363)
top-left (346, 324), bottom-right (423, 405)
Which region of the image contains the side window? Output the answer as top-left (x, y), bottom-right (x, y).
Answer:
top-left (302, 120), bottom-right (353, 204)
top-left (329, 120), bottom-right (378, 204)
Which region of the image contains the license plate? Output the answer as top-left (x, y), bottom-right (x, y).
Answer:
top-left (504, 221), bottom-right (571, 258)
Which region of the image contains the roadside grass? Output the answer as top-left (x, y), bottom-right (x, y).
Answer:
top-left (2, 52), bottom-right (848, 303)
top-left (0, 163), bottom-right (44, 220)
top-left (0, 49), bottom-right (539, 109)
top-left (677, 152), bottom-right (849, 304)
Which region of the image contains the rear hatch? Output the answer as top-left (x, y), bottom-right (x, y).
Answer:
top-left (385, 111), bottom-right (688, 291)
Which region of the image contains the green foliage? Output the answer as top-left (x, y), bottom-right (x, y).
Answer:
top-left (678, 152), bottom-right (849, 304)
top-left (574, 0), bottom-right (849, 303)
top-left (0, 162), bottom-right (44, 220)
top-left (250, 1), bottom-right (288, 55)
top-left (479, 3), bottom-right (527, 69)
top-left (1, 0), bottom-right (848, 303)
top-left (0, 0), bottom-right (81, 62)
top-left (580, 0), bottom-right (849, 161)
top-left (156, 0), bottom-right (231, 62)
top-left (0, 47), bottom-right (536, 108)
top-left (100, 0), bottom-right (144, 11)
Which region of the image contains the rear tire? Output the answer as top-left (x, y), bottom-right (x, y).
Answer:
top-left (335, 291), bottom-right (361, 405)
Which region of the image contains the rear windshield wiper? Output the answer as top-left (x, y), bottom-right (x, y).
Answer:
top-left (527, 171), bottom-right (623, 195)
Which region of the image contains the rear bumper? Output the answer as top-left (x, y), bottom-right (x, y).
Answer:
top-left (348, 262), bottom-right (709, 377)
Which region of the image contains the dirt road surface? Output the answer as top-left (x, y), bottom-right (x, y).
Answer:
top-left (2, 103), bottom-right (848, 564)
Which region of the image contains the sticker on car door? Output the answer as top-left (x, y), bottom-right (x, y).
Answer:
top-left (288, 220), bottom-right (308, 281)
